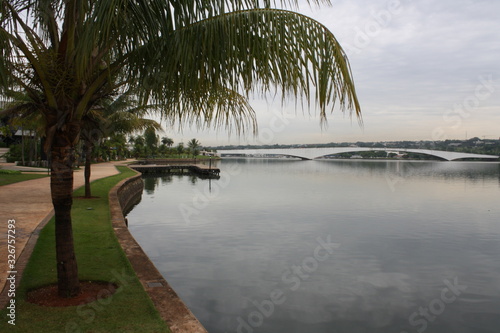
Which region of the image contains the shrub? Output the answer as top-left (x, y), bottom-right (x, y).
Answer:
top-left (0, 168), bottom-right (21, 174)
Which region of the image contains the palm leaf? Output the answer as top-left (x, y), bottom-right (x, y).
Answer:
top-left (136, 8), bottom-right (361, 130)
top-left (2, 0), bottom-right (361, 139)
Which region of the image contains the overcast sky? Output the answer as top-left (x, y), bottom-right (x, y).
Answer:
top-left (157, 0), bottom-right (500, 147)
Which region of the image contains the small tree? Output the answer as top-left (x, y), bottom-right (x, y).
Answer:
top-left (132, 136), bottom-right (146, 158)
top-left (144, 127), bottom-right (159, 157)
top-left (2, 96), bottom-right (44, 165)
top-left (176, 143), bottom-right (185, 156)
top-left (158, 137), bottom-right (173, 156)
top-left (80, 94), bottom-right (162, 197)
top-left (188, 138), bottom-right (201, 157)
top-left (161, 137), bottom-right (174, 147)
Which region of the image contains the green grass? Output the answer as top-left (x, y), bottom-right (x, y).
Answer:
top-left (0, 169), bottom-right (49, 186)
top-left (0, 166), bottom-right (170, 332)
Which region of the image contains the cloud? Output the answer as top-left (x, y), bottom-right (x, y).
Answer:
top-left (160, 0), bottom-right (500, 146)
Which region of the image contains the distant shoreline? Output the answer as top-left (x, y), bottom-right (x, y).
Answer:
top-left (218, 156), bottom-right (500, 162)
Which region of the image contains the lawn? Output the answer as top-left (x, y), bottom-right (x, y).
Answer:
top-left (0, 169), bottom-right (49, 186)
top-left (0, 166), bottom-right (170, 332)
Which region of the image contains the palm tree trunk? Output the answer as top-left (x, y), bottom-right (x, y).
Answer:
top-left (34, 132), bottom-right (38, 164)
top-left (84, 140), bottom-right (92, 198)
top-left (50, 134), bottom-right (80, 297)
top-left (29, 130), bottom-right (34, 166)
top-left (21, 126), bottom-right (25, 166)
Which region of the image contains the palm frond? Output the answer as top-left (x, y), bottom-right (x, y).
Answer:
top-left (2, 0), bottom-right (360, 141)
top-left (139, 8), bottom-right (361, 130)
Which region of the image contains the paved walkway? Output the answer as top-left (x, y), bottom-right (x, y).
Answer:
top-left (0, 162), bottom-right (121, 295)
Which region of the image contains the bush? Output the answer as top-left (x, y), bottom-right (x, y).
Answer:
top-left (0, 169), bottom-right (21, 174)
top-left (3, 144), bottom-right (23, 162)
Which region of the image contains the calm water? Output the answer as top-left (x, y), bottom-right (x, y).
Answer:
top-left (126, 159), bottom-right (500, 333)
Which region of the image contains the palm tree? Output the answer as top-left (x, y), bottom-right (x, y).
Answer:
top-left (0, 0), bottom-right (361, 297)
top-left (131, 135), bottom-right (146, 158)
top-left (188, 138), bottom-right (201, 157)
top-left (160, 137), bottom-right (174, 156)
top-left (161, 137), bottom-right (174, 147)
top-left (7, 114), bottom-right (40, 165)
top-left (1, 92), bottom-right (46, 165)
top-left (81, 93), bottom-right (162, 198)
top-left (176, 142), bottom-right (185, 156)
top-left (144, 127), bottom-right (159, 156)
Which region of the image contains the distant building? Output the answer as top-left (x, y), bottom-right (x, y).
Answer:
top-left (200, 150), bottom-right (216, 156)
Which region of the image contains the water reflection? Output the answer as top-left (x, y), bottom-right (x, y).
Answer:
top-left (142, 173), bottom-right (207, 194)
top-left (127, 160), bottom-right (500, 333)
top-left (315, 159), bottom-right (500, 180)
top-left (143, 175), bottom-right (160, 194)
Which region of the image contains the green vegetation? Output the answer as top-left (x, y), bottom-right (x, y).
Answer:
top-left (0, 168), bottom-right (19, 174)
top-left (130, 131), bottom-right (216, 159)
top-left (326, 150), bottom-right (443, 160)
top-left (187, 139), bottom-right (201, 157)
top-left (0, 166), bottom-right (170, 332)
top-left (1, 1), bottom-right (360, 298)
top-left (211, 138), bottom-right (500, 160)
top-left (1, 143), bottom-right (42, 163)
top-left (0, 169), bottom-right (48, 186)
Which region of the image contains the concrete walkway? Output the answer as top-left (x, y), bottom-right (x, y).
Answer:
top-left (0, 162), bottom-right (121, 295)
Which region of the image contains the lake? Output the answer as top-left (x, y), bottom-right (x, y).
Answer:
top-left (126, 159), bottom-right (500, 333)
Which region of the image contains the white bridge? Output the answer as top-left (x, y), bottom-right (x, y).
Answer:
top-left (217, 147), bottom-right (499, 161)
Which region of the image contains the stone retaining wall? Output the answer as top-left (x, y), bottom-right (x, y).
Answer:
top-left (109, 168), bottom-right (208, 333)
top-left (116, 174), bottom-right (144, 217)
